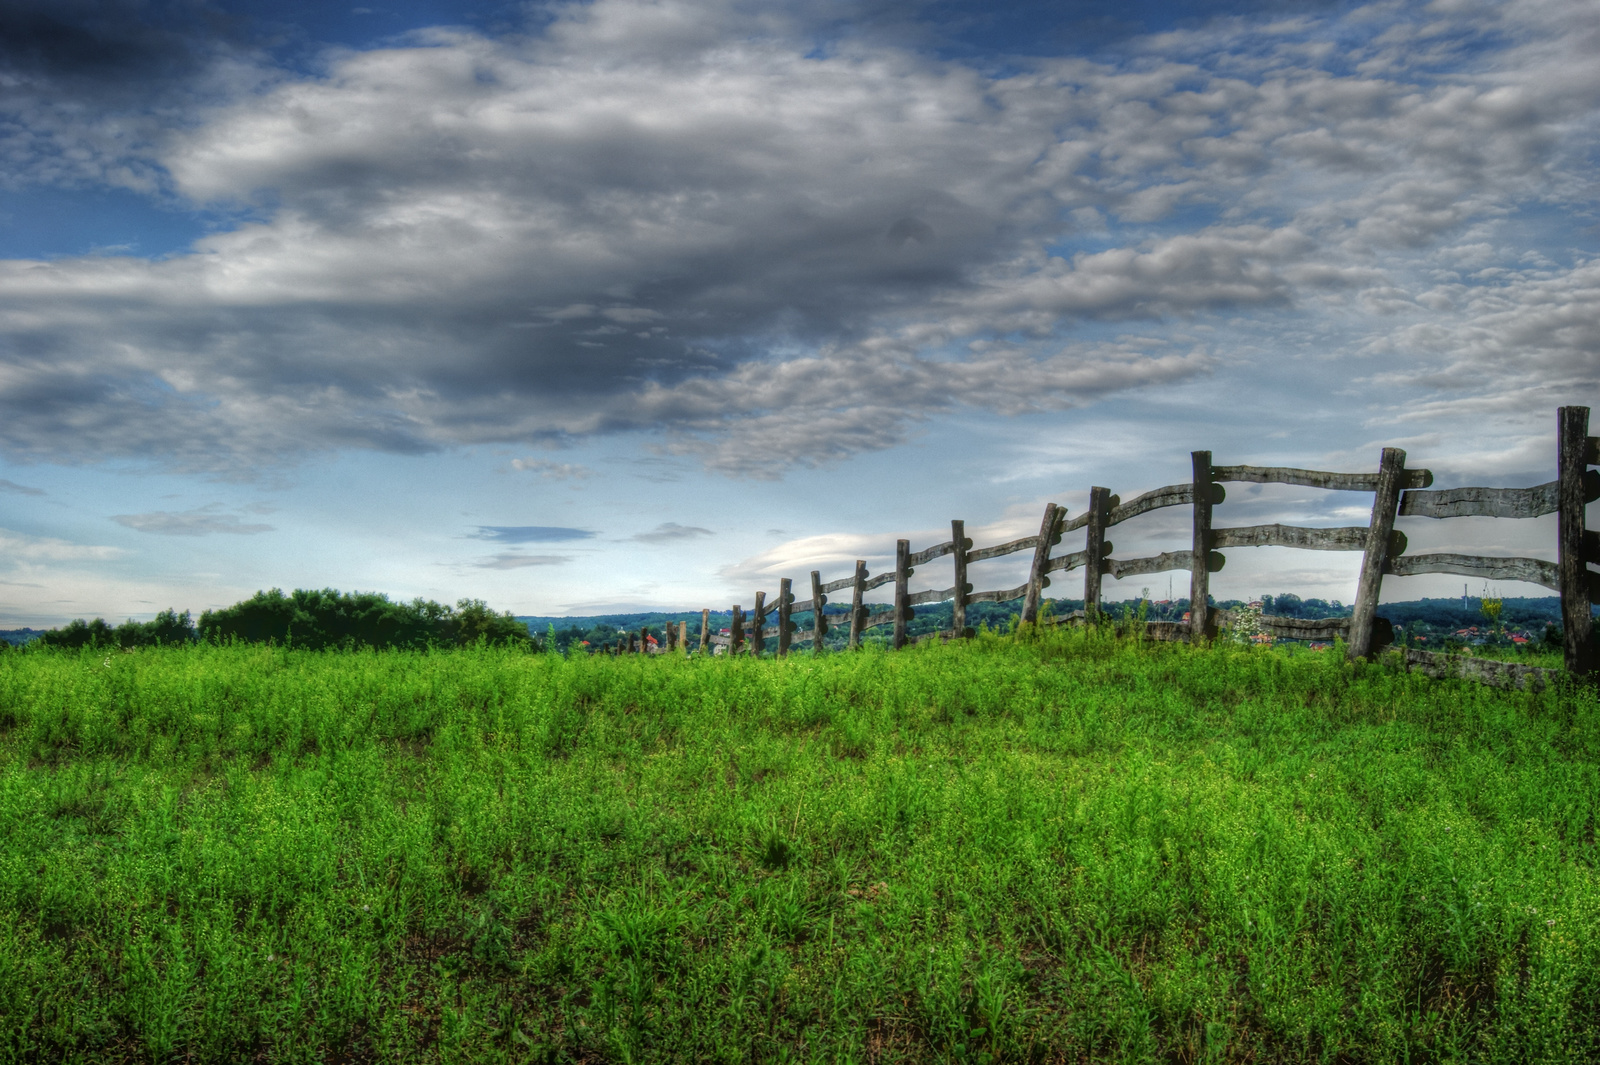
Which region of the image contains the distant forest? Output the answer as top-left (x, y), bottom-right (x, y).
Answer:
top-left (3, 591), bottom-right (1578, 654)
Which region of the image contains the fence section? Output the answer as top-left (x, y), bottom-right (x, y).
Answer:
top-left (660, 407), bottom-right (1596, 687)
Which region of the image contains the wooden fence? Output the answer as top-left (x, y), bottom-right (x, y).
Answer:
top-left (641, 407), bottom-right (1597, 690)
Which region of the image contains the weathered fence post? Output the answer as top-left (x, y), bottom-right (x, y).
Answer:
top-left (951, 519), bottom-right (971, 638)
top-left (1190, 451), bottom-right (1215, 640)
top-left (665, 623), bottom-right (675, 653)
top-left (893, 540), bottom-right (911, 649)
top-left (1022, 503), bottom-right (1062, 625)
top-left (1084, 488), bottom-right (1112, 618)
top-left (777, 577), bottom-right (793, 658)
top-left (1349, 447), bottom-right (1407, 661)
top-left (699, 609), bottom-right (710, 654)
top-left (1558, 406), bottom-right (1597, 678)
top-left (849, 560), bottom-right (866, 649)
top-left (809, 570), bottom-right (827, 655)
top-left (730, 605), bottom-right (744, 656)
top-left (679, 620), bottom-right (690, 655)
top-left (751, 591), bottom-right (767, 657)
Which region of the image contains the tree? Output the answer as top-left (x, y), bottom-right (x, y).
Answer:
top-left (198, 588), bottom-right (535, 651)
top-left (39, 618), bottom-right (115, 649)
top-left (446, 599), bottom-right (534, 648)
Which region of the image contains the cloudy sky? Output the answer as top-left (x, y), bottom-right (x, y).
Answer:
top-left (1, 0), bottom-right (1596, 626)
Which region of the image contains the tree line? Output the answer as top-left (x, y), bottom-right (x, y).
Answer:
top-left (12, 589), bottom-right (533, 652)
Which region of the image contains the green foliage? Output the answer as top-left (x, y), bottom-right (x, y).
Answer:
top-left (1258, 592), bottom-right (1348, 619)
top-left (128, 608), bottom-right (198, 647)
top-left (0, 633), bottom-right (1596, 1061)
top-left (37, 609), bottom-right (196, 650)
top-left (197, 588), bottom-right (532, 651)
top-left (447, 597), bottom-right (535, 649)
top-left (35, 616), bottom-right (115, 649)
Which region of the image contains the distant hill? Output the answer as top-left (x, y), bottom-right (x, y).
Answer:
top-left (1373, 596), bottom-right (1566, 630)
top-left (521, 596), bottom-right (1568, 631)
top-left (521, 596), bottom-right (1574, 653)
top-left (7, 595), bottom-right (1575, 654)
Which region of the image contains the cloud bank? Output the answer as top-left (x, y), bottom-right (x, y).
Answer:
top-left (0, 0), bottom-right (1595, 477)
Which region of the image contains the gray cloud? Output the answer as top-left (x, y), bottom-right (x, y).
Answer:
top-left (470, 525), bottom-right (595, 543)
top-left (111, 507), bottom-right (274, 535)
top-left (633, 522), bottom-right (714, 543)
top-left (646, 340), bottom-right (1211, 476)
top-left (0, 0), bottom-right (1595, 475)
top-left (0, 1), bottom-right (221, 84)
top-left (0, 0), bottom-right (263, 195)
top-left (510, 458), bottom-right (592, 480)
top-left (473, 552), bottom-right (572, 569)
top-left (0, 478), bottom-right (45, 496)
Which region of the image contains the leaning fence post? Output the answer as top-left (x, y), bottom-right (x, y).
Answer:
top-left (809, 570), bottom-right (827, 655)
top-left (699, 609), bottom-right (710, 654)
top-left (1558, 406), bottom-right (1597, 678)
top-left (730, 605), bottom-right (744, 656)
top-left (1349, 447), bottom-right (1407, 661)
top-left (1190, 451), bottom-right (1215, 640)
top-left (1084, 488), bottom-right (1112, 618)
top-left (893, 540), bottom-right (912, 649)
top-left (751, 591), bottom-right (767, 657)
top-left (849, 560), bottom-right (866, 649)
top-left (1022, 503), bottom-right (1062, 625)
top-left (951, 520), bottom-right (971, 638)
top-left (777, 578), bottom-right (793, 658)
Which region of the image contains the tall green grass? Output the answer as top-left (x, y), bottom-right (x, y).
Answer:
top-left (1, 629), bottom-right (1597, 1063)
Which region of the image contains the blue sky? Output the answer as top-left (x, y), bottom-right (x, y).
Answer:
top-left (1, 0), bottom-right (1596, 626)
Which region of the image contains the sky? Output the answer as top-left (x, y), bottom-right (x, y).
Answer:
top-left (1, 0), bottom-right (1597, 627)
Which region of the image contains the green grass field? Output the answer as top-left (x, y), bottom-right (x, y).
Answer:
top-left (1, 630), bottom-right (1597, 1063)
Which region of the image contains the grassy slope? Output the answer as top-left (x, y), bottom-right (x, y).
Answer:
top-left (0, 632), bottom-right (1597, 1064)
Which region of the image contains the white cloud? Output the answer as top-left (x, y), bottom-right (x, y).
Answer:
top-left (510, 458), bottom-right (592, 480)
top-left (718, 531), bottom-right (895, 586)
top-left (0, 527), bottom-right (124, 562)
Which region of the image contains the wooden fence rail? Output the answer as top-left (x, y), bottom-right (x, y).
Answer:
top-left (655, 408), bottom-right (1598, 688)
